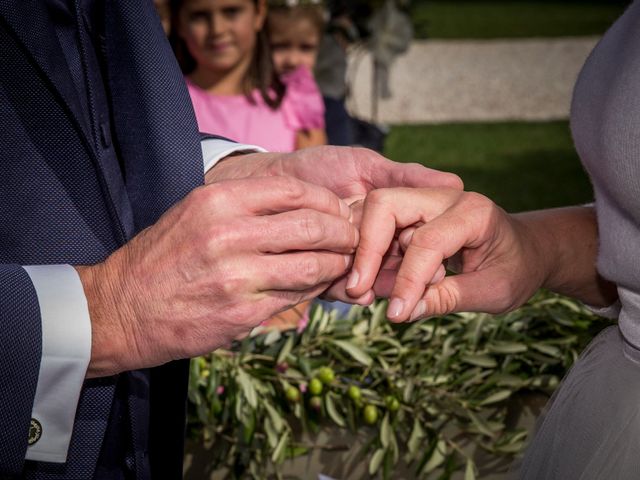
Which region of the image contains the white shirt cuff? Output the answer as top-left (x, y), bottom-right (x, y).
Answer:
top-left (200, 138), bottom-right (267, 174)
top-left (23, 265), bottom-right (91, 463)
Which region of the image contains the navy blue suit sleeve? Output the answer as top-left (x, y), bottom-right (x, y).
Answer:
top-left (0, 265), bottom-right (42, 474)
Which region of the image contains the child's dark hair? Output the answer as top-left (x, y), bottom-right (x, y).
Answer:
top-left (266, 3), bottom-right (325, 38)
top-left (169, 0), bottom-right (285, 109)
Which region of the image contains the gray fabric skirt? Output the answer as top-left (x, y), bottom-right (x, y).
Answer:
top-left (515, 325), bottom-right (640, 479)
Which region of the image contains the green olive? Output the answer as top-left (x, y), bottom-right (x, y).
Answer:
top-left (318, 367), bottom-right (335, 384)
top-left (385, 396), bottom-right (400, 412)
top-left (309, 396), bottom-right (323, 411)
top-left (285, 386), bottom-right (301, 402)
top-left (309, 378), bottom-right (323, 395)
top-left (348, 385), bottom-right (362, 401)
top-left (363, 404), bottom-right (379, 425)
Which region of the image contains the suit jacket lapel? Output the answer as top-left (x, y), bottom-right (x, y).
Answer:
top-left (103, 0), bottom-right (204, 230)
top-left (0, 0), bottom-right (92, 147)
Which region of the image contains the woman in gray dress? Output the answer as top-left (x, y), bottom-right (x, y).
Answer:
top-left (343, 1), bottom-right (640, 477)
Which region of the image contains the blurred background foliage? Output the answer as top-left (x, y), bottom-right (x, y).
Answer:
top-left (410, 0), bottom-right (630, 39)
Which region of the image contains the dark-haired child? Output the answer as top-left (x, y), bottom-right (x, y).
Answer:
top-left (170, 0), bottom-right (326, 152)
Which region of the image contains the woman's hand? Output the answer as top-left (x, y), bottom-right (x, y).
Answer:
top-left (344, 188), bottom-right (614, 322)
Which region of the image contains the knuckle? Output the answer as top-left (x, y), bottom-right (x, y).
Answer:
top-left (193, 183), bottom-right (230, 211)
top-left (347, 146), bottom-right (377, 168)
top-left (297, 254), bottom-right (322, 288)
top-left (202, 217), bottom-right (253, 258)
top-left (461, 191), bottom-right (500, 237)
top-left (278, 176), bottom-right (306, 204)
top-left (270, 290), bottom-right (307, 311)
top-left (447, 173), bottom-right (464, 190)
top-left (185, 184), bottom-right (208, 208)
top-left (491, 277), bottom-right (518, 314)
top-left (463, 191), bottom-right (492, 212)
top-left (299, 256), bottom-right (322, 285)
top-left (365, 188), bottom-right (390, 207)
top-left (219, 273), bottom-right (247, 298)
top-left (411, 227), bottom-right (442, 249)
top-left (429, 284), bottom-right (459, 316)
top-left (395, 267), bottom-right (423, 287)
top-left (301, 212), bottom-right (326, 245)
top-left (203, 223), bottom-right (233, 252)
top-left (352, 146), bottom-right (376, 160)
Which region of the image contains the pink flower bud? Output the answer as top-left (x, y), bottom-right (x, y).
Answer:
top-left (296, 309), bottom-right (310, 334)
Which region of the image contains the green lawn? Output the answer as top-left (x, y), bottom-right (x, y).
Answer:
top-left (384, 121), bottom-right (593, 212)
top-left (411, 0), bottom-right (630, 39)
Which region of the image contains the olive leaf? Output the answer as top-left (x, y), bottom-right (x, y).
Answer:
top-left (264, 329), bottom-right (282, 346)
top-left (236, 368), bottom-right (257, 409)
top-left (325, 393), bottom-right (346, 428)
top-left (487, 341), bottom-right (528, 354)
top-left (369, 448), bottom-right (386, 476)
top-left (479, 389), bottom-right (512, 406)
top-left (380, 413), bottom-right (391, 448)
top-left (461, 353), bottom-right (498, 368)
top-left (271, 431), bottom-right (289, 464)
top-left (465, 458), bottom-right (477, 480)
top-left (330, 339), bottom-right (373, 367)
top-left (407, 419), bottom-right (426, 458)
top-left (263, 401), bottom-right (284, 433)
top-left (276, 334), bottom-right (294, 365)
top-left (263, 417), bottom-right (278, 449)
top-left (370, 300), bottom-right (388, 334)
top-left (422, 439), bottom-right (447, 474)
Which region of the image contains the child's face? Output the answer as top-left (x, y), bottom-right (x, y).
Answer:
top-left (177, 0), bottom-right (266, 75)
top-left (268, 13), bottom-right (321, 76)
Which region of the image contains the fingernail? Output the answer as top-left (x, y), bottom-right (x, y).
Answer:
top-left (346, 269), bottom-right (359, 289)
top-left (399, 229), bottom-right (414, 249)
top-left (344, 255), bottom-right (352, 268)
top-left (410, 300), bottom-right (427, 321)
top-left (388, 297), bottom-right (404, 319)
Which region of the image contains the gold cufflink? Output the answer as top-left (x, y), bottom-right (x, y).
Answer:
top-left (28, 418), bottom-right (42, 446)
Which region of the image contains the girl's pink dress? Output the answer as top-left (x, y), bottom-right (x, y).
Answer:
top-left (186, 67), bottom-right (325, 153)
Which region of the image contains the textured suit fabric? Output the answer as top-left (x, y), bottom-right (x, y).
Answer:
top-left (0, 267), bottom-right (42, 475)
top-left (0, 0), bottom-right (205, 477)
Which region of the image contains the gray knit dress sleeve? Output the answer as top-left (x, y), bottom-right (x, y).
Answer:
top-left (516, 1), bottom-right (640, 478)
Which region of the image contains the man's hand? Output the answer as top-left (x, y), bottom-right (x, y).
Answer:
top-left (205, 146), bottom-right (462, 305)
top-left (77, 176), bottom-right (358, 378)
top-left (344, 188), bottom-right (616, 322)
top-left (205, 146), bottom-right (464, 199)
